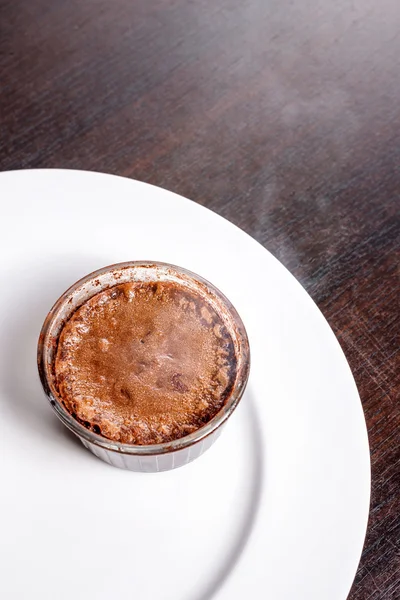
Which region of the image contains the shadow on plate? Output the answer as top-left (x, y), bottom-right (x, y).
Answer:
top-left (191, 389), bottom-right (264, 600)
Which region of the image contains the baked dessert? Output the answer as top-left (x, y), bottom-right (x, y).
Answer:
top-left (54, 280), bottom-right (238, 445)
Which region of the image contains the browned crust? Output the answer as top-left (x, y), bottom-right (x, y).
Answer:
top-left (54, 281), bottom-right (237, 445)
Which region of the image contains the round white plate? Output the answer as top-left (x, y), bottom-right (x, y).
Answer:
top-left (0, 169), bottom-right (370, 600)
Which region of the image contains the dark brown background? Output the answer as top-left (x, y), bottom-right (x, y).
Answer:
top-left (1, 0), bottom-right (399, 597)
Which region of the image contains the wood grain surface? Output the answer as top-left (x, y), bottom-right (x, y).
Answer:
top-left (1, 0), bottom-right (399, 597)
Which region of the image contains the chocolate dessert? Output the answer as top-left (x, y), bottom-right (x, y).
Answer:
top-left (54, 280), bottom-right (238, 445)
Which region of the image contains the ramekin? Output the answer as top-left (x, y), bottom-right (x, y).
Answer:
top-left (37, 261), bottom-right (250, 472)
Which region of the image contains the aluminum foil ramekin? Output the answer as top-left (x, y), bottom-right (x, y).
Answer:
top-left (37, 261), bottom-right (250, 472)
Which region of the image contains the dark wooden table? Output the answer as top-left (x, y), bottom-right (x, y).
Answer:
top-left (1, 0), bottom-right (399, 597)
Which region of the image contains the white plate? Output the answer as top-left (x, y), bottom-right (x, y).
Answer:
top-left (0, 169), bottom-right (370, 600)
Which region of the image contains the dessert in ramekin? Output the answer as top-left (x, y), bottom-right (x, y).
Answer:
top-left (37, 262), bottom-right (250, 472)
